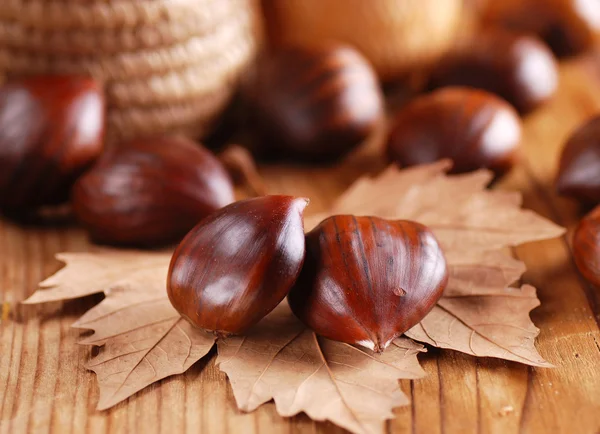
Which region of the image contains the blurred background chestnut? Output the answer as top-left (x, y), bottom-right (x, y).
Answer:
top-left (556, 116), bottom-right (600, 204)
top-left (479, 0), bottom-right (600, 57)
top-left (386, 87), bottom-right (522, 176)
top-left (0, 75), bottom-right (105, 217)
top-left (72, 136), bottom-right (234, 247)
top-left (573, 205), bottom-right (600, 287)
top-left (428, 30), bottom-right (559, 114)
top-left (245, 43), bottom-right (384, 163)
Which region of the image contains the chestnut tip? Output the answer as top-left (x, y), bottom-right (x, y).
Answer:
top-left (358, 337), bottom-right (397, 354)
top-left (294, 197), bottom-right (310, 209)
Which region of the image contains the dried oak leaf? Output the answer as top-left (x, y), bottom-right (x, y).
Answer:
top-left (306, 161), bottom-right (563, 252)
top-left (407, 250), bottom-right (552, 366)
top-left (217, 302), bottom-right (426, 434)
top-left (22, 251), bottom-right (424, 428)
top-left (23, 162), bottom-right (564, 432)
top-left (24, 250), bottom-right (216, 410)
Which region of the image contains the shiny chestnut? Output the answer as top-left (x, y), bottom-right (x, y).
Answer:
top-left (72, 135), bottom-right (234, 247)
top-left (573, 205), bottom-right (600, 287)
top-left (288, 216), bottom-right (448, 353)
top-left (556, 116), bottom-right (600, 204)
top-left (482, 0), bottom-right (600, 57)
top-left (0, 75), bottom-right (105, 215)
top-left (168, 196), bottom-right (308, 336)
top-left (543, 0), bottom-right (600, 56)
top-left (386, 87), bottom-right (522, 176)
top-left (428, 30), bottom-right (558, 113)
top-left (245, 43), bottom-right (384, 163)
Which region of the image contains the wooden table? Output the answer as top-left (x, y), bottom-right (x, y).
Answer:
top-left (1, 57), bottom-right (600, 434)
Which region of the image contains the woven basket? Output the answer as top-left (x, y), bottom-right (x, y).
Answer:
top-left (262, 0), bottom-right (463, 82)
top-left (0, 0), bottom-right (262, 141)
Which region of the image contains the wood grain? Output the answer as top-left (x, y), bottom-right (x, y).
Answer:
top-left (2, 57), bottom-right (600, 434)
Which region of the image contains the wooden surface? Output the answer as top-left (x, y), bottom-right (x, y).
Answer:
top-left (2, 57), bottom-right (600, 434)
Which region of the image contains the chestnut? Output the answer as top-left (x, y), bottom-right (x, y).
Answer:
top-left (386, 87), bottom-right (522, 176)
top-left (428, 30), bottom-right (558, 113)
top-left (546, 0), bottom-right (600, 57)
top-left (0, 75), bottom-right (105, 216)
top-left (167, 195), bottom-right (309, 336)
top-left (245, 43), bottom-right (384, 163)
top-left (482, 0), bottom-right (600, 58)
top-left (71, 135), bottom-right (235, 247)
top-left (556, 116), bottom-right (600, 204)
top-left (573, 205), bottom-right (600, 287)
top-left (288, 215), bottom-right (448, 353)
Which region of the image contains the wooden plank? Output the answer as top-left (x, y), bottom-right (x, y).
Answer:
top-left (1, 59), bottom-right (600, 434)
top-left (503, 58), bottom-right (600, 433)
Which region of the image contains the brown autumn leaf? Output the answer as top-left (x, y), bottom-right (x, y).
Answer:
top-left (24, 250), bottom-right (170, 304)
top-left (23, 162), bottom-right (565, 433)
top-left (217, 302), bottom-right (426, 434)
top-left (23, 250), bottom-right (425, 429)
top-left (25, 250), bottom-right (216, 410)
top-left (306, 161), bottom-right (563, 252)
top-left (407, 250), bottom-right (552, 366)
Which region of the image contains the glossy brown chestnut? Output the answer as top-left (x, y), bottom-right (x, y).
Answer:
top-left (0, 75), bottom-right (105, 215)
top-left (245, 43), bottom-right (384, 163)
top-left (428, 30), bottom-right (558, 113)
top-left (167, 195), bottom-right (309, 335)
top-left (573, 205), bottom-right (600, 287)
top-left (386, 87), bottom-right (522, 176)
top-left (72, 136), bottom-right (234, 247)
top-left (543, 0), bottom-right (600, 56)
top-left (556, 116), bottom-right (600, 204)
top-left (288, 216), bottom-right (448, 353)
top-left (482, 0), bottom-right (600, 57)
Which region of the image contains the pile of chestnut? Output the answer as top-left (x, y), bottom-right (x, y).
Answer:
top-left (0, 66), bottom-right (451, 351)
top-left (0, 71), bottom-right (450, 350)
top-left (167, 197), bottom-right (448, 352)
top-left (1, 0), bottom-right (599, 349)
top-left (0, 75), bottom-right (235, 245)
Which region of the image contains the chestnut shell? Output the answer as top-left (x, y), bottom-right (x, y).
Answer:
top-left (556, 116), bottom-right (600, 204)
top-left (168, 195), bottom-right (309, 335)
top-left (428, 30), bottom-right (558, 113)
top-left (386, 87), bottom-right (522, 176)
top-left (0, 75), bottom-right (105, 215)
top-left (481, 0), bottom-right (600, 58)
top-left (72, 135), bottom-right (234, 247)
top-left (573, 205), bottom-right (600, 287)
top-left (288, 215), bottom-right (448, 353)
top-left (246, 43), bottom-right (384, 163)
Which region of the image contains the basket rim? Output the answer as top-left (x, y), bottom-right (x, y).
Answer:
top-left (0, 0), bottom-right (236, 54)
top-left (0, 0), bottom-right (230, 31)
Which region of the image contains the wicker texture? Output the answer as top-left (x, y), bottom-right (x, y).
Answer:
top-left (0, 0), bottom-right (261, 140)
top-left (262, 0), bottom-right (463, 81)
